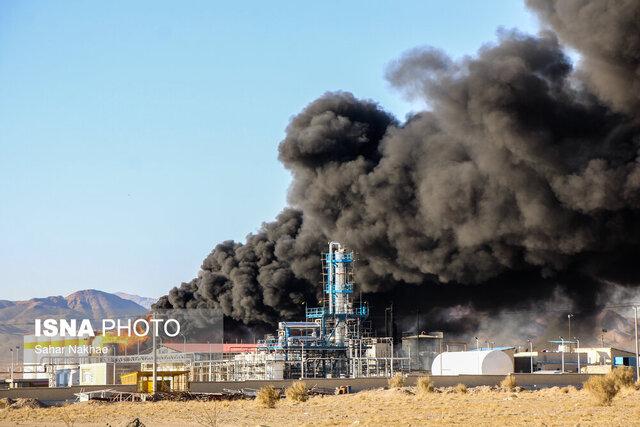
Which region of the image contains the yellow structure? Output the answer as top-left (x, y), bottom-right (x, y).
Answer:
top-left (121, 370), bottom-right (189, 393)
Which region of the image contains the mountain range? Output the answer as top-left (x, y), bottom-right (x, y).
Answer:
top-left (0, 289), bottom-right (151, 364)
top-left (114, 292), bottom-right (157, 309)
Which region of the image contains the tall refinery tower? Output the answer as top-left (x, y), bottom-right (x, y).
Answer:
top-left (197, 241), bottom-right (404, 381)
top-left (253, 241), bottom-right (403, 379)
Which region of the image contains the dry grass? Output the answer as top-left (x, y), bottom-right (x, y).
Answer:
top-left (583, 367), bottom-right (636, 406)
top-left (500, 374), bottom-right (517, 389)
top-left (387, 374), bottom-right (404, 388)
top-left (2, 386), bottom-right (640, 426)
top-left (610, 366), bottom-right (634, 388)
top-left (285, 380), bottom-right (309, 402)
top-left (416, 377), bottom-right (435, 394)
top-left (454, 383), bottom-right (467, 394)
top-left (256, 386), bottom-right (280, 409)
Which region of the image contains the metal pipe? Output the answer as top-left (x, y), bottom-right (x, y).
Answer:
top-left (15, 346), bottom-right (20, 382)
top-left (328, 241), bottom-right (340, 315)
top-left (635, 306), bottom-right (639, 382)
top-left (567, 314), bottom-right (573, 352)
top-left (528, 340), bottom-right (533, 373)
top-left (152, 311), bottom-right (157, 394)
top-left (390, 338), bottom-right (394, 377)
top-left (476, 337), bottom-right (480, 373)
top-left (575, 338), bottom-right (580, 373)
top-left (560, 336), bottom-right (565, 373)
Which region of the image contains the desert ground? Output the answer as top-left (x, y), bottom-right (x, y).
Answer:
top-left (1, 385), bottom-right (640, 427)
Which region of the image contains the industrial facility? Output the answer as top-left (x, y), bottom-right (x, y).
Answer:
top-left (196, 241), bottom-right (407, 380)
top-left (4, 242), bottom-right (407, 388)
top-left (2, 241), bottom-right (639, 390)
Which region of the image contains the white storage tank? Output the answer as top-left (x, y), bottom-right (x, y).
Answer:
top-left (64, 337), bottom-right (79, 363)
top-left (23, 334), bottom-right (37, 364)
top-left (431, 350), bottom-right (513, 375)
top-left (35, 335), bottom-right (51, 364)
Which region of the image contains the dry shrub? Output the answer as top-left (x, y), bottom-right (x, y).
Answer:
top-left (417, 377), bottom-right (435, 394)
top-left (256, 386), bottom-right (280, 408)
top-left (455, 383), bottom-right (467, 394)
top-left (388, 374), bottom-right (404, 388)
top-left (584, 373), bottom-right (620, 406)
top-left (500, 374), bottom-right (517, 389)
top-left (195, 401), bottom-right (219, 427)
top-left (610, 366), bottom-right (634, 388)
top-left (60, 406), bottom-right (75, 427)
top-left (285, 380), bottom-right (309, 402)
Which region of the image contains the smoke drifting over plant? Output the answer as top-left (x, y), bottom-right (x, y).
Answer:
top-left (156, 0), bottom-right (640, 339)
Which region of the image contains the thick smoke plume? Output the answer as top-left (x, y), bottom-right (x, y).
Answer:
top-left (157, 0), bottom-right (640, 342)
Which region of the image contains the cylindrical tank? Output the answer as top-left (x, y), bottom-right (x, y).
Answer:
top-left (64, 337), bottom-right (80, 363)
top-left (23, 334), bottom-right (37, 365)
top-left (335, 249), bottom-right (346, 314)
top-left (35, 335), bottom-right (51, 364)
top-left (431, 350), bottom-right (513, 375)
top-left (50, 334), bottom-right (65, 364)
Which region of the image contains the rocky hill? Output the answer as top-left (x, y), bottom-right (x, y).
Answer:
top-left (0, 290), bottom-right (148, 364)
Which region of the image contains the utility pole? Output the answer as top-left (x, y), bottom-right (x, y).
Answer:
top-left (528, 339), bottom-right (533, 373)
top-left (180, 333), bottom-right (186, 353)
top-left (567, 314), bottom-right (574, 352)
top-left (390, 303), bottom-right (394, 341)
top-left (390, 337), bottom-right (394, 377)
top-left (152, 311), bottom-right (157, 394)
top-left (560, 336), bottom-right (565, 373)
top-left (10, 348), bottom-right (14, 386)
top-left (15, 346), bottom-right (20, 382)
top-left (574, 338), bottom-right (580, 373)
top-left (635, 306), bottom-right (639, 382)
top-left (475, 337), bottom-right (480, 373)
top-left (384, 307), bottom-right (389, 337)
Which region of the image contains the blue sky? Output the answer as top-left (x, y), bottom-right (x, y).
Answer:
top-left (0, 1), bottom-right (539, 301)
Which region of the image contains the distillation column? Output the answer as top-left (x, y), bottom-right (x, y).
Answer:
top-left (329, 241), bottom-right (348, 346)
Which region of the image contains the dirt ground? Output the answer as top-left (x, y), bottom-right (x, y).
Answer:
top-left (2, 385), bottom-right (640, 426)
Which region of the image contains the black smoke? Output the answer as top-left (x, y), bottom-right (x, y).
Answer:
top-left (157, 0), bottom-right (640, 342)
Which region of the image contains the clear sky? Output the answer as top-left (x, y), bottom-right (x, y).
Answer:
top-left (0, 1), bottom-right (539, 301)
